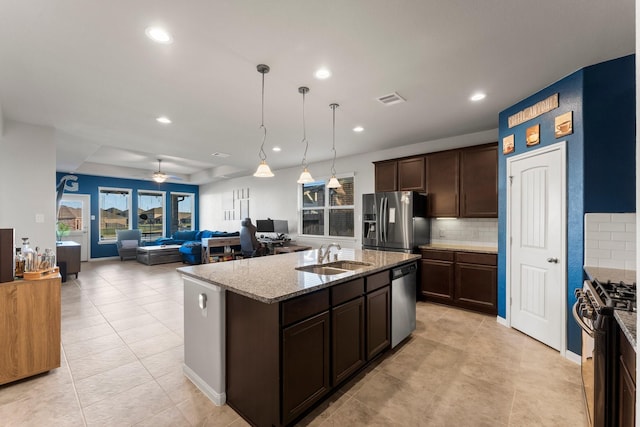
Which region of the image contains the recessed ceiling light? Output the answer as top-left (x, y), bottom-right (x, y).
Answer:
top-left (353, 126), bottom-right (364, 133)
top-left (470, 92), bottom-right (486, 101)
top-left (272, 146), bottom-right (282, 152)
top-left (145, 26), bottom-right (173, 44)
top-left (314, 68), bottom-right (331, 80)
top-left (156, 116), bottom-right (172, 124)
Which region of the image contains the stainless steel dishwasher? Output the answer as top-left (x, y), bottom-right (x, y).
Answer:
top-left (391, 262), bottom-right (417, 348)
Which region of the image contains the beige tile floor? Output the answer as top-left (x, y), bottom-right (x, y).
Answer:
top-left (0, 259), bottom-right (588, 426)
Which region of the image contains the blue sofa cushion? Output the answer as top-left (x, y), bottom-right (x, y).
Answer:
top-left (174, 230), bottom-right (198, 241)
top-left (179, 241), bottom-right (202, 255)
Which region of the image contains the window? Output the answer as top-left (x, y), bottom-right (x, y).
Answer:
top-left (300, 176), bottom-right (354, 237)
top-left (138, 191), bottom-right (165, 242)
top-left (99, 188), bottom-right (132, 241)
top-left (170, 192), bottom-right (195, 235)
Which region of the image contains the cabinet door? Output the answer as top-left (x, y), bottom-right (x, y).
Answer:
top-left (454, 262), bottom-right (497, 314)
top-left (426, 150), bottom-right (459, 217)
top-left (366, 286), bottom-right (390, 360)
top-left (619, 359), bottom-right (636, 427)
top-left (420, 259), bottom-right (455, 303)
top-left (282, 311), bottom-right (330, 425)
top-left (332, 297), bottom-right (365, 386)
top-left (0, 278), bottom-right (61, 385)
top-left (398, 157), bottom-right (425, 192)
top-left (374, 161), bottom-right (398, 192)
top-left (460, 144), bottom-right (498, 217)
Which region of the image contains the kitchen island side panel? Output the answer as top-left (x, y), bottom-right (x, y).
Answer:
top-left (226, 291), bottom-right (280, 427)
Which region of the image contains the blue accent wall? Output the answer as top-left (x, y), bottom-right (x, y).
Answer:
top-left (498, 55), bottom-right (635, 355)
top-left (56, 173), bottom-right (199, 259)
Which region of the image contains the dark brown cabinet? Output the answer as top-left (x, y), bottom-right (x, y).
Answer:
top-left (419, 250), bottom-right (455, 303)
top-left (374, 161), bottom-right (398, 192)
top-left (618, 327), bottom-right (636, 427)
top-left (282, 311), bottom-right (330, 425)
top-left (426, 150), bottom-right (460, 217)
top-left (460, 144), bottom-right (498, 217)
top-left (226, 269), bottom-right (396, 426)
top-left (331, 297), bottom-right (365, 385)
top-left (424, 143), bottom-right (497, 218)
top-left (398, 156), bottom-right (426, 192)
top-left (420, 249), bottom-right (497, 315)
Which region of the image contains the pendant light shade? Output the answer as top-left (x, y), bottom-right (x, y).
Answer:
top-left (296, 86), bottom-right (314, 184)
top-left (152, 159), bottom-right (168, 183)
top-left (253, 64), bottom-right (274, 178)
top-left (254, 160), bottom-right (274, 177)
top-left (328, 103), bottom-right (342, 189)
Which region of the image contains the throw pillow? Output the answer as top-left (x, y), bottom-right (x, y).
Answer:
top-left (121, 239), bottom-right (138, 248)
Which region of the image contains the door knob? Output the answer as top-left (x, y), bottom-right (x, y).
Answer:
top-left (547, 257), bottom-right (559, 263)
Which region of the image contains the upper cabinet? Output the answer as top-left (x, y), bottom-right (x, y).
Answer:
top-left (426, 150), bottom-right (460, 217)
top-left (460, 144), bottom-right (498, 217)
top-left (374, 156), bottom-right (426, 193)
top-left (374, 161), bottom-right (397, 192)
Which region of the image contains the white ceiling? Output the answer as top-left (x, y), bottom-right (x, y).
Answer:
top-left (0, 1), bottom-right (634, 184)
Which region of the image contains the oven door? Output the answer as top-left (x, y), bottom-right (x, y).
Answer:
top-left (573, 298), bottom-right (595, 426)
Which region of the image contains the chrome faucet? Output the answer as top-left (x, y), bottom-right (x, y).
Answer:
top-left (318, 243), bottom-right (341, 263)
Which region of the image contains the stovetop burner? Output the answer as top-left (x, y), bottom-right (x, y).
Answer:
top-left (592, 279), bottom-right (636, 311)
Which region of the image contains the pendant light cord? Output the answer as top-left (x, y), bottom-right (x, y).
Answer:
top-left (330, 103), bottom-right (339, 175)
top-left (300, 88), bottom-right (309, 168)
top-left (258, 71), bottom-right (268, 161)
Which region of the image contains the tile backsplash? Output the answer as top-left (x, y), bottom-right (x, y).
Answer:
top-left (430, 218), bottom-right (498, 247)
top-left (584, 213), bottom-right (636, 270)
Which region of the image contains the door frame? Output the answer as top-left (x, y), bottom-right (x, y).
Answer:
top-left (506, 141), bottom-right (567, 356)
top-left (58, 193), bottom-right (91, 261)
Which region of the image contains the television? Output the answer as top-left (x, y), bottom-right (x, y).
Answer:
top-left (256, 219), bottom-right (288, 235)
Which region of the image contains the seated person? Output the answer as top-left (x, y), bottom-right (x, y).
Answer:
top-left (240, 218), bottom-right (267, 257)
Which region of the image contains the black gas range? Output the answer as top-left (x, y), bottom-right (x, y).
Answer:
top-left (574, 278), bottom-right (636, 427)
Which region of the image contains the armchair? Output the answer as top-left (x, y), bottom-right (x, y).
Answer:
top-left (116, 229), bottom-right (142, 261)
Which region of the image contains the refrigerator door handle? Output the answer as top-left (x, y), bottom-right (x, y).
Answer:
top-left (378, 197), bottom-right (384, 243)
top-left (383, 196), bottom-right (388, 243)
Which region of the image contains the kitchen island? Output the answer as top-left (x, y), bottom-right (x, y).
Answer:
top-left (177, 248), bottom-right (419, 427)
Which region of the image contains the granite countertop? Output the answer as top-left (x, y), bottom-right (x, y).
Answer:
top-left (177, 248), bottom-right (420, 304)
top-left (418, 243), bottom-right (498, 254)
top-left (584, 266), bottom-right (637, 351)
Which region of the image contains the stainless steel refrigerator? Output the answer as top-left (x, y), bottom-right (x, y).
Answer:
top-left (362, 191), bottom-right (429, 253)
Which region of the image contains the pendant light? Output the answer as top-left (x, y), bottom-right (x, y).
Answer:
top-left (327, 103), bottom-right (342, 189)
top-left (152, 159), bottom-right (168, 183)
top-left (296, 86), bottom-right (314, 184)
top-left (253, 64), bottom-right (274, 178)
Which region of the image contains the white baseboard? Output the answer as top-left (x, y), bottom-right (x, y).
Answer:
top-left (496, 316), bottom-right (508, 327)
top-left (565, 350), bottom-right (581, 365)
top-left (183, 364), bottom-right (226, 406)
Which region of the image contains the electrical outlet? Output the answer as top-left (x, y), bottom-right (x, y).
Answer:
top-left (439, 229), bottom-right (445, 238)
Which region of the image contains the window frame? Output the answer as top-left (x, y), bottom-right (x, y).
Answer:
top-left (299, 173), bottom-right (355, 238)
top-left (98, 187), bottom-right (133, 243)
top-left (170, 192), bottom-right (196, 234)
top-left (137, 190), bottom-right (166, 242)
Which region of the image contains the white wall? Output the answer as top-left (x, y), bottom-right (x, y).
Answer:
top-left (199, 129), bottom-right (498, 249)
top-left (0, 120), bottom-right (56, 251)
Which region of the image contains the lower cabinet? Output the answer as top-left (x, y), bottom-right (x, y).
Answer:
top-left (226, 269), bottom-right (396, 427)
top-left (282, 311), bottom-right (331, 425)
top-left (420, 249), bottom-right (497, 315)
top-left (331, 297), bottom-right (365, 385)
top-left (0, 276), bottom-right (61, 385)
top-left (618, 326), bottom-right (636, 427)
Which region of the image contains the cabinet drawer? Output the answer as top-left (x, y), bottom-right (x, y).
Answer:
top-left (421, 249), bottom-right (454, 262)
top-left (365, 270), bottom-right (390, 293)
top-left (282, 289), bottom-right (330, 327)
top-left (620, 329), bottom-right (636, 384)
top-left (455, 252), bottom-right (496, 266)
top-left (331, 278), bottom-right (364, 306)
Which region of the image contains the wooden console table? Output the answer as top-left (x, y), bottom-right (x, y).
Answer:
top-left (0, 275), bottom-right (61, 385)
top-left (202, 237), bottom-right (241, 264)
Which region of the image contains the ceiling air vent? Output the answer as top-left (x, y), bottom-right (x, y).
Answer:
top-left (211, 152), bottom-right (231, 158)
top-left (376, 92), bottom-right (406, 106)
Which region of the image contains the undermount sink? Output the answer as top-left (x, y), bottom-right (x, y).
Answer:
top-left (295, 261), bottom-right (373, 275)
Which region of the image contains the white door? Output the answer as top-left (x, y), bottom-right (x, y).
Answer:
top-left (57, 194), bottom-right (90, 261)
top-left (508, 143), bottom-right (566, 351)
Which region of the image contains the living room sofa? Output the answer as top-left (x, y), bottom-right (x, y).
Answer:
top-left (148, 230), bottom-right (240, 264)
